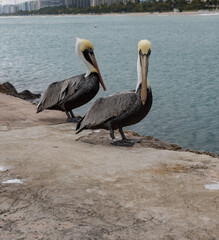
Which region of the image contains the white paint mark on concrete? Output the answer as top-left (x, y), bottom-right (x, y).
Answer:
top-left (0, 166), bottom-right (9, 172)
top-left (2, 179), bottom-right (23, 184)
top-left (204, 181), bottom-right (219, 190)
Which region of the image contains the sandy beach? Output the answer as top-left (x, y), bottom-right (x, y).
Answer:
top-left (0, 93), bottom-right (219, 239)
top-left (58, 10), bottom-right (219, 17)
top-left (74, 10), bottom-right (219, 17)
top-left (90, 11), bottom-right (205, 16)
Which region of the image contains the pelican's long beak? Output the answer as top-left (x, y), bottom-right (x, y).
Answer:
top-left (89, 53), bottom-right (106, 91)
top-left (141, 54), bottom-right (149, 105)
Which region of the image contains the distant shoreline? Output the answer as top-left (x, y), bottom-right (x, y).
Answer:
top-left (1, 10), bottom-right (219, 18)
top-left (87, 10), bottom-right (214, 16)
top-left (103, 10), bottom-right (219, 16)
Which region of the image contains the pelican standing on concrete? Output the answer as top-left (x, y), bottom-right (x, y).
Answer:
top-left (36, 38), bottom-right (106, 122)
top-left (76, 40), bottom-right (152, 146)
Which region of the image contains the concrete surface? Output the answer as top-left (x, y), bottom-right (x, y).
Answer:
top-left (0, 93), bottom-right (218, 240)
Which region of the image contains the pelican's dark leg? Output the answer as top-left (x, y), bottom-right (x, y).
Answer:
top-left (110, 128), bottom-right (134, 147)
top-left (119, 128), bottom-right (142, 144)
top-left (65, 110), bottom-right (81, 123)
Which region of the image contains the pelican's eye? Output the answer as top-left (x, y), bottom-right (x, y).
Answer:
top-left (83, 48), bottom-right (94, 65)
top-left (147, 49), bottom-right (151, 56)
top-left (88, 48), bottom-right (94, 54)
top-left (139, 49), bottom-right (143, 56)
top-left (139, 49), bottom-right (151, 57)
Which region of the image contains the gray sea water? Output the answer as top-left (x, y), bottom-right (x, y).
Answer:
top-left (0, 14), bottom-right (218, 154)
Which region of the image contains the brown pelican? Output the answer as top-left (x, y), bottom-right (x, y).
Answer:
top-left (76, 40), bottom-right (152, 146)
top-left (36, 38), bottom-right (106, 122)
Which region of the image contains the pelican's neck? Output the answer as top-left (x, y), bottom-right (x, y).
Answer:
top-left (75, 38), bottom-right (92, 77)
top-left (136, 55), bottom-right (141, 92)
top-left (136, 54), bottom-right (150, 92)
top-left (85, 69), bottom-right (91, 78)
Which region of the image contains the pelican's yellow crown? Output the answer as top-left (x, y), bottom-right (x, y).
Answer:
top-left (138, 40), bottom-right (152, 55)
top-left (80, 39), bottom-right (94, 52)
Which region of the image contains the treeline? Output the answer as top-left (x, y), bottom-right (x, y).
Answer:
top-left (18, 0), bottom-right (217, 15)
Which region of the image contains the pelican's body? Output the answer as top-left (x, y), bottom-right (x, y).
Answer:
top-left (37, 38), bottom-right (106, 122)
top-left (76, 86), bottom-right (152, 132)
top-left (37, 72), bottom-right (100, 113)
top-left (76, 40), bottom-right (152, 146)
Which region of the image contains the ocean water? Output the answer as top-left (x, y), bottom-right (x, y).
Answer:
top-left (0, 14), bottom-right (218, 154)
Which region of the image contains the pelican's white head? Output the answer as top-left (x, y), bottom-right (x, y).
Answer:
top-left (75, 38), bottom-right (106, 91)
top-left (136, 39), bottom-right (152, 104)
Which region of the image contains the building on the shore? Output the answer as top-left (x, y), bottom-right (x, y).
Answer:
top-left (91, 0), bottom-right (136, 7)
top-left (19, 2), bottom-right (29, 11)
top-left (18, 1), bottom-right (38, 11)
top-left (0, 0), bottom-right (137, 14)
top-left (1, 4), bottom-right (18, 14)
top-left (0, 0), bottom-right (2, 14)
top-left (37, 0), bottom-right (65, 9)
top-left (29, 1), bottom-right (38, 10)
top-left (65, 0), bottom-right (91, 8)
top-left (91, 0), bottom-right (119, 6)
top-left (123, 0), bottom-right (136, 3)
top-left (139, 0), bottom-right (152, 2)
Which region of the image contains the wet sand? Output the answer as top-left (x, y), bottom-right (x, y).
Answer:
top-left (0, 93), bottom-right (218, 239)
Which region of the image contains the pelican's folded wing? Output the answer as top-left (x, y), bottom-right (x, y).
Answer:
top-left (79, 91), bottom-right (137, 129)
top-left (36, 75), bottom-right (84, 113)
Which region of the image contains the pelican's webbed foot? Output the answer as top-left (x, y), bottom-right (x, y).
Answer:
top-left (67, 117), bottom-right (81, 123)
top-left (111, 139), bottom-right (134, 147)
top-left (118, 128), bottom-right (141, 145)
top-left (66, 111), bottom-right (82, 123)
top-left (110, 128), bottom-right (134, 147)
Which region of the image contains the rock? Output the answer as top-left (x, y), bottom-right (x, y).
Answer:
top-left (0, 82), bottom-right (41, 101)
top-left (17, 90), bottom-right (41, 100)
top-left (0, 82), bottom-right (17, 95)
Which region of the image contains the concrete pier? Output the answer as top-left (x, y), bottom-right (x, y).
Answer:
top-left (0, 93), bottom-right (218, 239)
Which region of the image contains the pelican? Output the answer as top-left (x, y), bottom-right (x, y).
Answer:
top-left (36, 38), bottom-right (106, 122)
top-left (76, 40), bottom-right (152, 146)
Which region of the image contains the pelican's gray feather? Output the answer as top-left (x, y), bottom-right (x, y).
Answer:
top-left (36, 75), bottom-right (84, 113)
top-left (77, 91), bottom-right (137, 131)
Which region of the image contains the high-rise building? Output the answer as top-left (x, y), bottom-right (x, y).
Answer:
top-left (37, 0), bottom-right (65, 9)
top-left (65, 0), bottom-right (91, 8)
top-left (29, 1), bottom-right (38, 10)
top-left (91, 0), bottom-right (136, 7)
top-left (0, 0), bottom-right (137, 14)
top-left (2, 4), bottom-right (18, 13)
top-left (19, 2), bottom-right (29, 11)
top-left (18, 1), bottom-right (37, 11)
